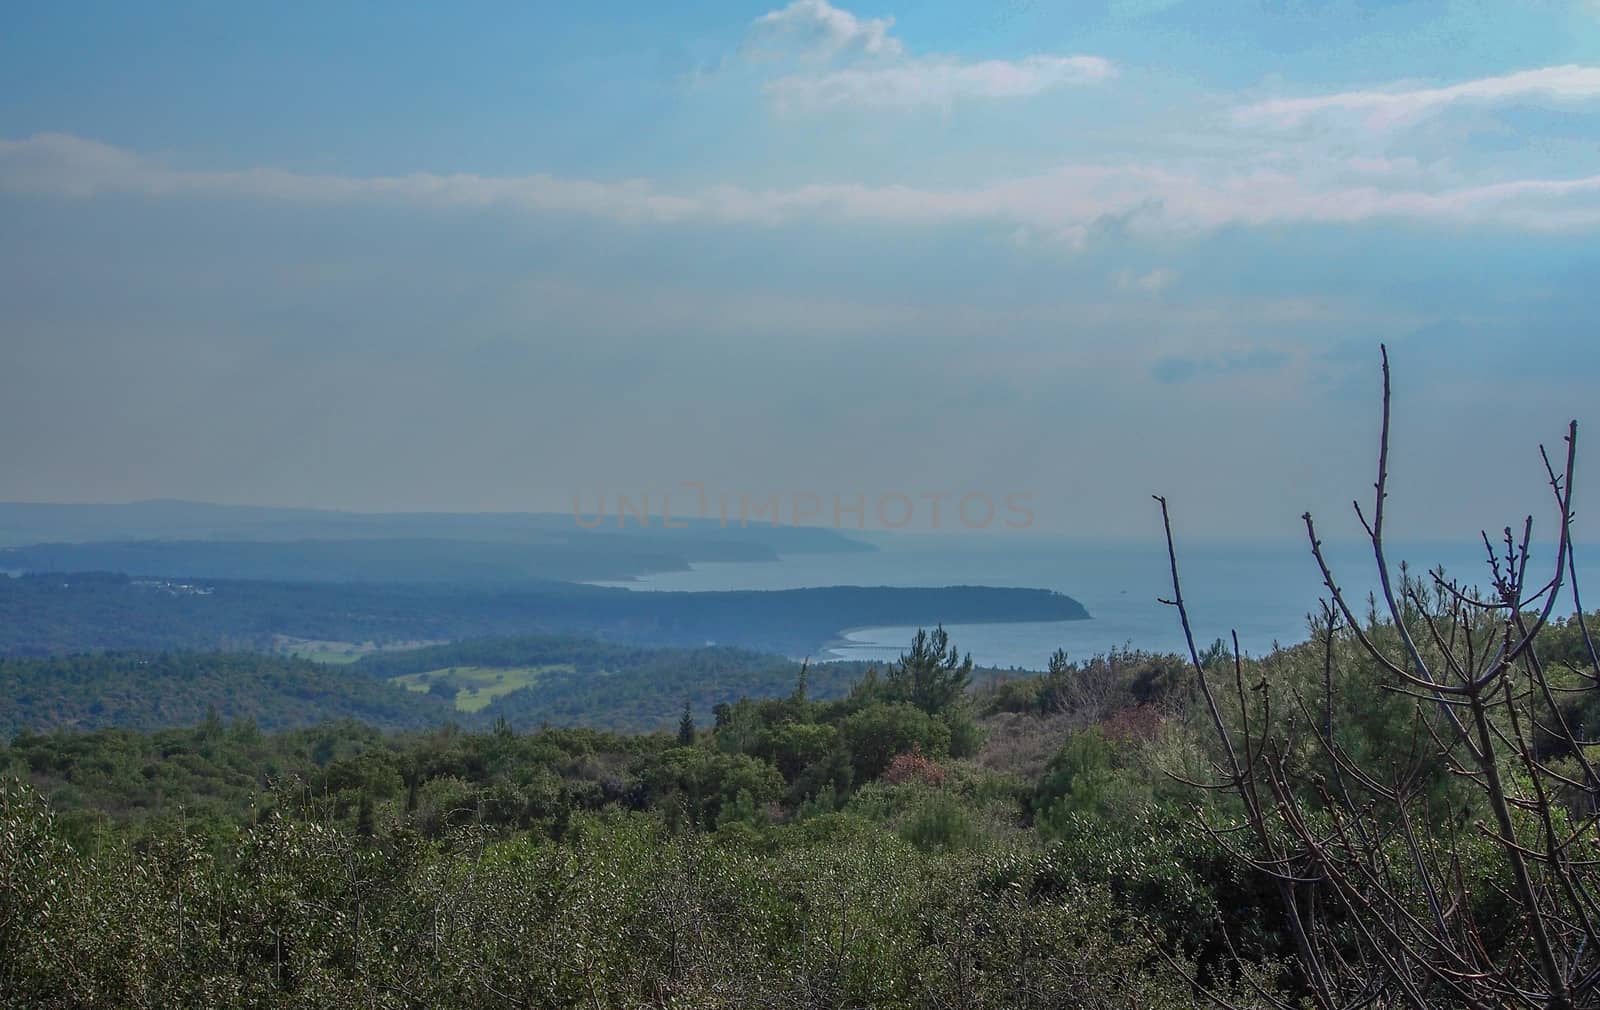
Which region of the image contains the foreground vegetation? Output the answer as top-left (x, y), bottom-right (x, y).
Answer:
top-left (2, 628), bottom-right (1290, 1008)
top-left (8, 594), bottom-right (1600, 1007)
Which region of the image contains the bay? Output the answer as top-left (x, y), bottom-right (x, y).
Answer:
top-left (593, 532), bottom-right (1580, 671)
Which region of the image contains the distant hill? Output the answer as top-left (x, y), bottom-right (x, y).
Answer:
top-left (0, 651), bottom-right (453, 736)
top-left (0, 500), bottom-right (875, 555)
top-left (0, 572), bottom-right (1089, 658)
top-left (0, 537), bottom-right (760, 584)
top-left (0, 632), bottom-right (965, 737)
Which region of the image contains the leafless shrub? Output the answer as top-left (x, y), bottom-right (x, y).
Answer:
top-left (1158, 347), bottom-right (1600, 1010)
top-left (977, 710), bottom-right (1082, 781)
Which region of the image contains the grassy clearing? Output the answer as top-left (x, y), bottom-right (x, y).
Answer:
top-left (390, 665), bottom-right (570, 713)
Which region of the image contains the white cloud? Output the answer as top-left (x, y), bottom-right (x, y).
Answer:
top-left (1343, 155), bottom-right (1423, 177)
top-left (745, 0), bottom-right (901, 60)
top-left (1108, 0), bottom-right (1185, 17)
top-left (744, 0), bottom-right (1111, 109)
top-left (6, 132), bottom-right (1600, 237)
top-left (1117, 268), bottom-right (1177, 293)
top-left (767, 54), bottom-right (1114, 109)
top-left (1235, 65), bottom-right (1600, 129)
top-left (1010, 224), bottom-right (1091, 252)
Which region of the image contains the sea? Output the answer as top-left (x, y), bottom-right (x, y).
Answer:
top-left (593, 532), bottom-right (1584, 671)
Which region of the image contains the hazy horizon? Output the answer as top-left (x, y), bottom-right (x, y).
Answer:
top-left (5, 2), bottom-right (1598, 538)
top-left (6, 495), bottom-right (1598, 554)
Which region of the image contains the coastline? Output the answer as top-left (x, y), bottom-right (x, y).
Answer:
top-left (813, 609), bottom-right (1096, 667)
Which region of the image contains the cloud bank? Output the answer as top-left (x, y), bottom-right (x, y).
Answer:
top-left (1235, 65), bottom-right (1600, 129)
top-left (6, 132), bottom-right (1599, 237)
top-left (766, 54), bottom-right (1113, 108)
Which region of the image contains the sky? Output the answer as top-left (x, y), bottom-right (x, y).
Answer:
top-left (3, 0), bottom-right (1599, 541)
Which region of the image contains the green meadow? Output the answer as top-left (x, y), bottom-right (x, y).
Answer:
top-left (391, 664), bottom-right (569, 712)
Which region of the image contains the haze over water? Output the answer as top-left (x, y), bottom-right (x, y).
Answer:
top-left (597, 533), bottom-right (1579, 670)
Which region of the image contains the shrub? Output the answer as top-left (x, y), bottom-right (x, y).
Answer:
top-left (882, 746), bottom-right (946, 787)
top-left (840, 702), bottom-right (951, 780)
top-left (898, 793), bottom-right (979, 852)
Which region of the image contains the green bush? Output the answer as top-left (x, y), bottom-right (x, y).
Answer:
top-left (840, 702), bottom-right (951, 780)
top-left (898, 793), bottom-right (980, 852)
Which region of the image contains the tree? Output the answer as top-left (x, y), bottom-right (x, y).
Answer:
top-left (1039, 647), bottom-right (1071, 712)
top-left (887, 626), bottom-right (972, 715)
top-left (677, 699), bottom-right (696, 746)
top-left (355, 794), bottom-right (376, 838)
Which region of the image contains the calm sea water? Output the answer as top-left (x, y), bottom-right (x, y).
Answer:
top-left (594, 533), bottom-right (1581, 671)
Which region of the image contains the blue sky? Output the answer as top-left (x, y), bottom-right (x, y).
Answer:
top-left (3, 1), bottom-right (1599, 539)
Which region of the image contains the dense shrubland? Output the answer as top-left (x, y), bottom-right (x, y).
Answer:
top-left (2, 626), bottom-right (1299, 1009)
top-left (12, 595), bottom-right (1596, 1007)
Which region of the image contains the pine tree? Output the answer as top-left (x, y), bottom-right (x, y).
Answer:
top-left (677, 699), bottom-right (696, 746)
top-left (1040, 648), bottom-right (1071, 713)
top-left (887, 625), bottom-right (973, 715)
top-left (356, 795), bottom-right (376, 838)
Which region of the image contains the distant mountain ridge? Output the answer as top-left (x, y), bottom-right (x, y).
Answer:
top-left (0, 537), bottom-right (765, 584)
top-left (0, 650), bottom-right (455, 736)
top-left (0, 499), bottom-right (875, 555)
